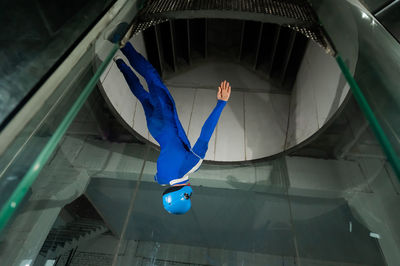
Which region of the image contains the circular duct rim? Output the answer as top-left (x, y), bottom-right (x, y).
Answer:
top-left (98, 31), bottom-right (350, 163)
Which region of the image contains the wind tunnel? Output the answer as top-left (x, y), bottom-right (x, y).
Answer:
top-left (2, 0), bottom-right (400, 265)
top-left (97, 0), bottom-right (351, 162)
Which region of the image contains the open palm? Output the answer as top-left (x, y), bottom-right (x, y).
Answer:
top-left (217, 80), bottom-right (231, 101)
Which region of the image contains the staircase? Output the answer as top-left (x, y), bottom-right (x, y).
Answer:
top-left (36, 218), bottom-right (108, 263)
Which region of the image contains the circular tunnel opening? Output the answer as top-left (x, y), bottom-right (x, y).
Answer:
top-left (98, 18), bottom-right (350, 162)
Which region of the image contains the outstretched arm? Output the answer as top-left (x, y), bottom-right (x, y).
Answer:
top-left (192, 81), bottom-right (231, 158)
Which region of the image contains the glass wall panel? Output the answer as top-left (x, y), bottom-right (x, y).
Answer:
top-left (104, 145), bottom-right (299, 265)
top-left (0, 0), bottom-right (115, 128)
top-left (2, 1), bottom-right (400, 265)
top-left (0, 0), bottom-right (137, 234)
top-left (308, 0), bottom-right (400, 179)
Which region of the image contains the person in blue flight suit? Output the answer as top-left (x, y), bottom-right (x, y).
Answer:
top-left (115, 42), bottom-right (231, 215)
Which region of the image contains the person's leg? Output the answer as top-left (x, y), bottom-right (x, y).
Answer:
top-left (120, 42), bottom-right (173, 106)
top-left (115, 58), bottom-right (153, 115)
top-left (119, 43), bottom-right (192, 150)
top-left (120, 42), bottom-right (160, 82)
top-left (116, 58), bottom-right (171, 145)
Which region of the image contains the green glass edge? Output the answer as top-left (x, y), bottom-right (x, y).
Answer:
top-left (336, 56), bottom-right (400, 180)
top-left (0, 43), bottom-right (120, 232)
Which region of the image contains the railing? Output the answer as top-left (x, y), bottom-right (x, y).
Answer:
top-left (0, 0), bottom-right (139, 233)
top-left (309, 0), bottom-right (400, 179)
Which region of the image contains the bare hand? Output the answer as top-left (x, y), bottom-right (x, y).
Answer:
top-left (217, 80), bottom-right (231, 101)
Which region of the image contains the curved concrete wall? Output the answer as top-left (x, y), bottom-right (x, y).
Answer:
top-left (286, 41), bottom-right (350, 149)
top-left (97, 34), bottom-right (350, 162)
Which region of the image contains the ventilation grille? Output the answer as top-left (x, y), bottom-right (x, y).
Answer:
top-left (141, 0), bottom-right (314, 22)
top-left (141, 19), bottom-right (309, 92)
top-left (130, 0), bottom-right (330, 52)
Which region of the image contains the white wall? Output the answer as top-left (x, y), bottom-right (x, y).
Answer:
top-left (286, 41), bottom-right (350, 149)
top-left (98, 36), bottom-right (350, 161)
top-left (100, 33), bottom-right (149, 142)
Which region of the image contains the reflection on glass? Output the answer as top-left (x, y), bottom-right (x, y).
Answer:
top-left (5, 121), bottom-right (393, 265)
top-left (309, 0), bottom-right (400, 178)
top-left (2, 0), bottom-right (400, 264)
top-left (0, 0), bottom-right (114, 127)
top-left (100, 146), bottom-right (298, 265)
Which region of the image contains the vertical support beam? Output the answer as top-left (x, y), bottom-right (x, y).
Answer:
top-left (154, 24), bottom-right (164, 77)
top-left (267, 25), bottom-right (281, 77)
top-left (186, 19), bottom-right (191, 65)
top-left (169, 20), bottom-right (177, 72)
top-left (172, 19), bottom-right (190, 66)
top-left (143, 26), bottom-right (162, 76)
top-left (280, 31), bottom-right (297, 85)
top-left (158, 21), bottom-right (176, 74)
top-left (254, 22), bottom-right (264, 70)
top-left (204, 18), bottom-right (208, 58)
top-left (282, 35), bottom-right (308, 90)
top-left (239, 20), bottom-right (246, 61)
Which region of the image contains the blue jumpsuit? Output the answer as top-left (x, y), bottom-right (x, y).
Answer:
top-left (116, 42), bottom-right (226, 186)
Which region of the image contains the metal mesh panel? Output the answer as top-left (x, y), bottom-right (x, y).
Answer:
top-left (130, 0), bottom-right (331, 53)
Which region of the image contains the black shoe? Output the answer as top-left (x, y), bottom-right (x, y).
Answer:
top-left (107, 23), bottom-right (129, 45)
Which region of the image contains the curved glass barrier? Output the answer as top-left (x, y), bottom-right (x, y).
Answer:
top-left (1, 0), bottom-right (400, 265)
top-left (86, 144), bottom-right (392, 266)
top-left (0, 0), bottom-right (115, 128)
top-left (308, 0), bottom-right (400, 179)
top-left (0, 0), bottom-right (139, 233)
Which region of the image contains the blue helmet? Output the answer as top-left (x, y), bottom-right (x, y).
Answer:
top-left (162, 185), bottom-right (193, 215)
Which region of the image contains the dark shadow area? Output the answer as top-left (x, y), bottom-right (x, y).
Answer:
top-left (0, 0), bottom-right (115, 128)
